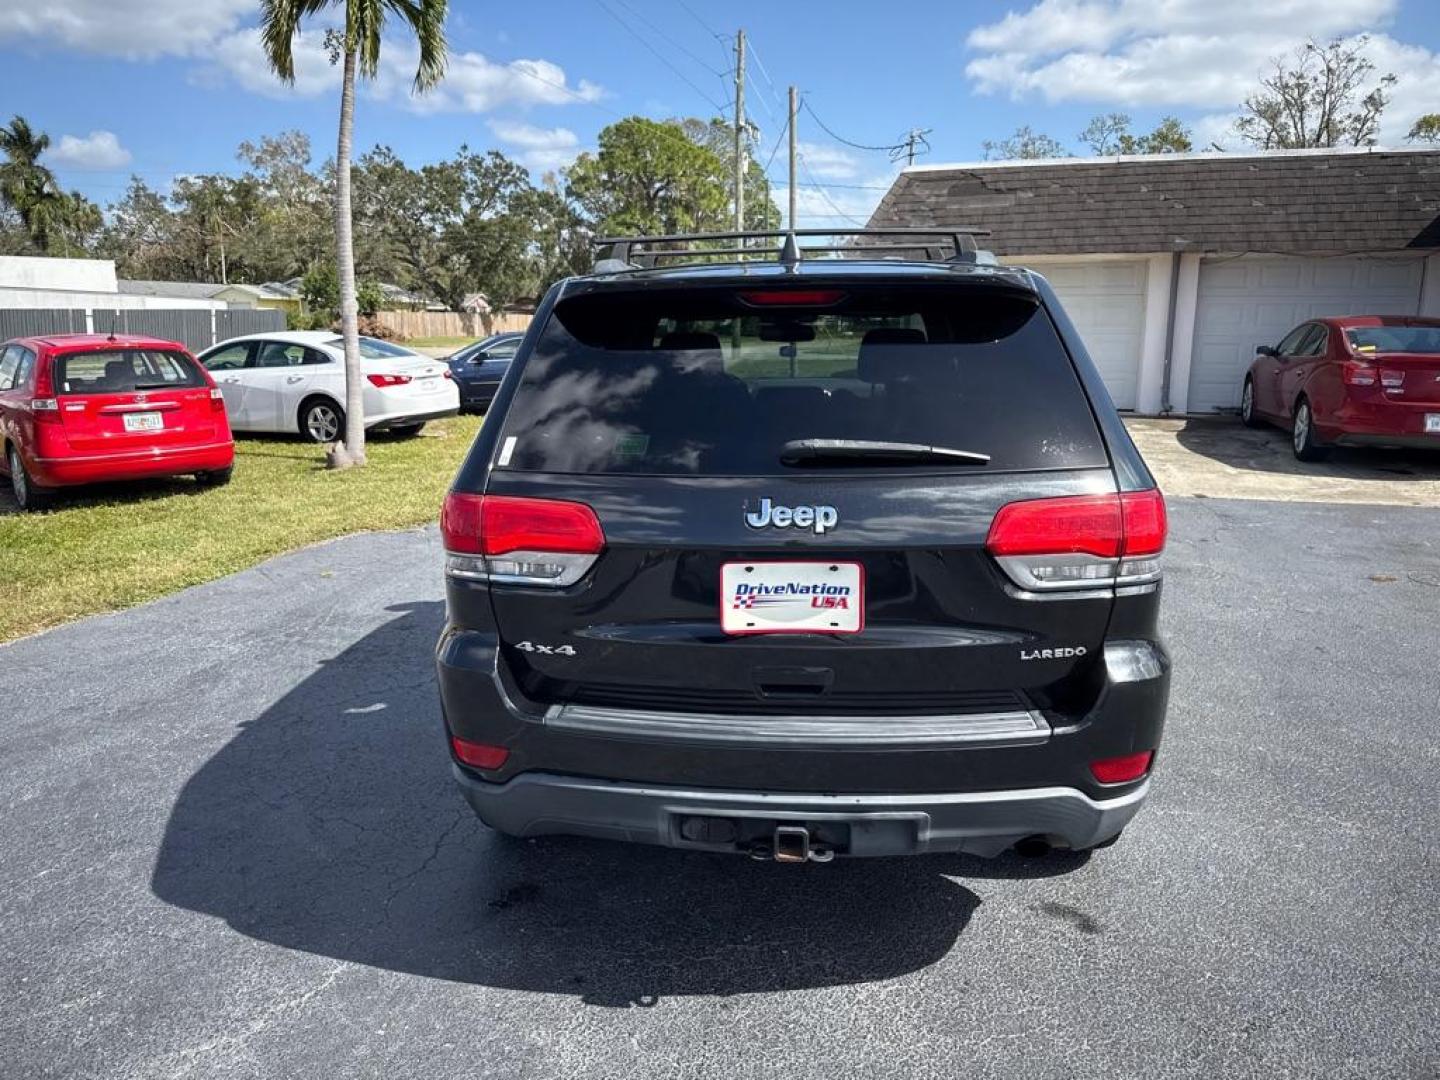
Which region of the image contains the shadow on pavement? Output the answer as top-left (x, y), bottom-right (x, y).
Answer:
top-left (152, 600), bottom-right (1078, 1004)
top-left (1172, 416), bottom-right (1440, 479)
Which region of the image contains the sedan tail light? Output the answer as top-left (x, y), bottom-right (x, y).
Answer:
top-left (442, 492), bottom-right (604, 587)
top-left (1342, 363), bottom-right (1377, 387)
top-left (367, 373), bottom-right (413, 387)
top-left (986, 490), bottom-right (1167, 592)
top-left (1379, 368), bottom-right (1406, 390)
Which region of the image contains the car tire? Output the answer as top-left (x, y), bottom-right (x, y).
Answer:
top-left (299, 398), bottom-right (344, 444)
top-left (1240, 378), bottom-right (1264, 428)
top-left (196, 466), bottom-right (234, 487)
top-left (1291, 396), bottom-right (1330, 462)
top-left (7, 446), bottom-right (53, 512)
top-left (390, 423), bottom-right (425, 438)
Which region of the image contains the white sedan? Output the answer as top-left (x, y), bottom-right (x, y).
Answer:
top-left (195, 331), bottom-right (460, 442)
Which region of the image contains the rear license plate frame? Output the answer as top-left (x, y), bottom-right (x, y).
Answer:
top-left (123, 411), bottom-right (163, 433)
top-left (720, 560), bottom-right (865, 636)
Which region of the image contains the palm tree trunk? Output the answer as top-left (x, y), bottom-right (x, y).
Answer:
top-left (330, 43), bottom-right (366, 469)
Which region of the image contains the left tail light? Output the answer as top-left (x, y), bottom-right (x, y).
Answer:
top-left (986, 490), bottom-right (1167, 592)
top-left (30, 363), bottom-right (60, 423)
top-left (442, 492), bottom-right (604, 587)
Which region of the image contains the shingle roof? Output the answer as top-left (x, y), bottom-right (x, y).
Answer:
top-left (116, 279), bottom-right (227, 299)
top-left (866, 147), bottom-right (1440, 256)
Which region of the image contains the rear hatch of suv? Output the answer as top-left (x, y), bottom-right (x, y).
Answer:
top-left (51, 346), bottom-right (220, 451)
top-left (472, 275), bottom-right (1135, 731)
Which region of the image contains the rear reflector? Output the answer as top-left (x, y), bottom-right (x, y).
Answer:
top-left (441, 492), bottom-right (604, 587)
top-left (1090, 750), bottom-right (1154, 784)
top-left (986, 490), bottom-right (1167, 592)
top-left (450, 736), bottom-right (509, 770)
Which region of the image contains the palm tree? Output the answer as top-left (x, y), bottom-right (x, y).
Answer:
top-left (0, 116), bottom-right (56, 212)
top-left (258, 0), bottom-right (447, 468)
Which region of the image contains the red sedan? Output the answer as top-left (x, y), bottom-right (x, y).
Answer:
top-left (0, 333), bottom-right (235, 511)
top-left (1241, 315), bottom-right (1440, 461)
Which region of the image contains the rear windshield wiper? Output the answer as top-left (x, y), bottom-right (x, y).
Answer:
top-left (779, 439), bottom-right (990, 467)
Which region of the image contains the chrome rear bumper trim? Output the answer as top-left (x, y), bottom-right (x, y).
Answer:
top-left (544, 703), bottom-right (1050, 748)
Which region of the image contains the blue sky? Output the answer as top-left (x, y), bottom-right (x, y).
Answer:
top-left (4, 0), bottom-right (1440, 226)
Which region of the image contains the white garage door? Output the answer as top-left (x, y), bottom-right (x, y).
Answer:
top-left (1026, 260), bottom-right (1146, 410)
top-left (1187, 256), bottom-right (1424, 413)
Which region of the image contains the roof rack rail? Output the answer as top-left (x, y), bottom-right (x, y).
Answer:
top-left (590, 227), bottom-right (992, 272)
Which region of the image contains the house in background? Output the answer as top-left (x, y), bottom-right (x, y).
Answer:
top-left (117, 278), bottom-right (302, 317)
top-left (866, 146), bottom-right (1440, 415)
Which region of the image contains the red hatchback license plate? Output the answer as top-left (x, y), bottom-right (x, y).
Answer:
top-left (721, 561), bottom-right (864, 635)
top-left (122, 411), bottom-right (163, 432)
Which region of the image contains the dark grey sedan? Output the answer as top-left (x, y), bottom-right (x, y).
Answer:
top-left (446, 333), bottom-right (523, 412)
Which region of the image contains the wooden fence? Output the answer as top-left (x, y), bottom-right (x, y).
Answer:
top-left (374, 309), bottom-right (531, 340)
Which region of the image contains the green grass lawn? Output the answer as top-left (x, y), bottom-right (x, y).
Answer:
top-left (404, 335), bottom-right (481, 349)
top-left (0, 415), bottom-right (483, 643)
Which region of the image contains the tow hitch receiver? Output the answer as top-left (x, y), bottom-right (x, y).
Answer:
top-left (772, 825), bottom-right (834, 863)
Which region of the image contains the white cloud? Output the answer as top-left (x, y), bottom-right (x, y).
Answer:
top-left (964, 0), bottom-right (1420, 117)
top-left (781, 156), bottom-right (899, 230)
top-left (796, 142), bottom-right (860, 181)
top-left (0, 0), bottom-right (254, 59)
top-left (203, 28), bottom-right (605, 115)
top-left (45, 130), bottom-right (132, 170)
top-left (488, 120), bottom-right (581, 170)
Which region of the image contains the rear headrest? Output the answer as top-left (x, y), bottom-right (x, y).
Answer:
top-left (658, 331), bottom-right (723, 352)
top-left (857, 327), bottom-right (927, 383)
top-left (657, 331), bottom-right (724, 375)
top-left (103, 359), bottom-right (130, 382)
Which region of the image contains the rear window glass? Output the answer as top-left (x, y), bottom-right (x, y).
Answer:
top-left (56, 350), bottom-right (206, 395)
top-left (1346, 326), bottom-right (1440, 354)
top-left (495, 285), bottom-right (1107, 475)
top-left (327, 336), bottom-right (415, 360)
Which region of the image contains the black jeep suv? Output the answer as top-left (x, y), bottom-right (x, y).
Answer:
top-left (436, 228), bottom-right (1170, 862)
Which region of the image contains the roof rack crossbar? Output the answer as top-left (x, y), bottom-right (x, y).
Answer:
top-left (591, 227), bottom-right (992, 272)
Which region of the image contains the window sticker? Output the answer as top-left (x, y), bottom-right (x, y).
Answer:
top-left (498, 435), bottom-right (517, 466)
top-left (613, 433), bottom-right (650, 462)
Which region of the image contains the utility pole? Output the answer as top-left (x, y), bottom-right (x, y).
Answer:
top-left (788, 85), bottom-right (798, 230)
top-left (733, 29), bottom-right (745, 236)
top-left (897, 127), bottom-right (933, 168)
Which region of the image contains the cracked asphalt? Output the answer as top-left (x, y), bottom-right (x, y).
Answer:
top-left (2, 497), bottom-right (1438, 1079)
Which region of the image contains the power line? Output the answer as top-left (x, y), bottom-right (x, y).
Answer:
top-left (592, 0), bottom-right (730, 115)
top-left (743, 37), bottom-right (786, 124)
top-left (796, 152), bottom-right (867, 227)
top-left (609, 0), bottom-right (725, 76)
top-left (761, 114), bottom-right (789, 175)
top-left (801, 98), bottom-right (905, 154)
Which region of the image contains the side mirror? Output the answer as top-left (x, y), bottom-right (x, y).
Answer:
top-left (1256, 345), bottom-right (1279, 357)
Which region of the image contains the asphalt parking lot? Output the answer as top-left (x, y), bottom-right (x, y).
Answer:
top-left (2, 495), bottom-right (1438, 1079)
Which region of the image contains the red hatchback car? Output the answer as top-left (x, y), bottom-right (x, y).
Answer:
top-left (0, 334), bottom-right (235, 510)
top-left (1241, 315), bottom-right (1440, 461)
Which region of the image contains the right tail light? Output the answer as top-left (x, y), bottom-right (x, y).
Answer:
top-left (442, 492), bottom-right (604, 587)
top-left (986, 490), bottom-right (1166, 592)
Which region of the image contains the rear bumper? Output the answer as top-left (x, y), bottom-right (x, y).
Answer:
top-left (366, 404), bottom-right (459, 431)
top-left (1327, 399), bottom-right (1440, 445)
top-left (454, 766), bottom-right (1149, 857)
top-left (30, 441), bottom-right (235, 486)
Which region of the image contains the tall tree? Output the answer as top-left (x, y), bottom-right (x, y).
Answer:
top-left (259, 0), bottom-right (448, 470)
top-left (566, 117), bottom-right (731, 237)
top-left (680, 117), bottom-right (782, 231)
top-left (0, 116), bottom-right (52, 208)
top-left (1407, 114), bottom-right (1440, 143)
top-left (1080, 113), bottom-right (1194, 155)
top-left (981, 126), bottom-right (1069, 161)
top-left (1235, 37), bottom-right (1395, 149)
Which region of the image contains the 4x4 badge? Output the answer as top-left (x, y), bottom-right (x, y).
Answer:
top-left (745, 497), bottom-right (838, 535)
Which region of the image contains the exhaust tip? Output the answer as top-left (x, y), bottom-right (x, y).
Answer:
top-left (1013, 835), bottom-right (1053, 858)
